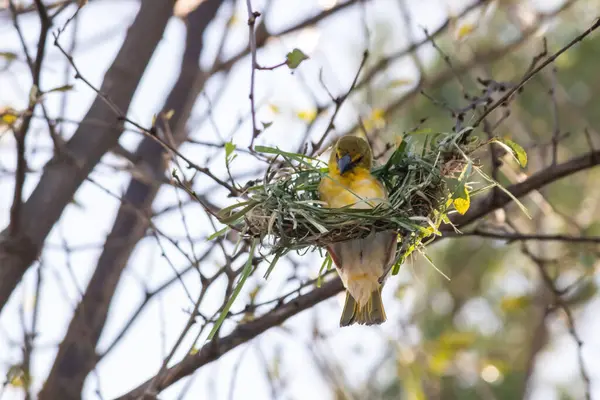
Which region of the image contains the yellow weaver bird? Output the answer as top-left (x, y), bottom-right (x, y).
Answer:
top-left (319, 135), bottom-right (397, 326)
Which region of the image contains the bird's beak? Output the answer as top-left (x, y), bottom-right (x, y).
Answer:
top-left (337, 154), bottom-right (353, 174)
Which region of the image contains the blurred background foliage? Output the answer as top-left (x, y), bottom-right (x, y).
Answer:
top-left (348, 1), bottom-right (600, 399)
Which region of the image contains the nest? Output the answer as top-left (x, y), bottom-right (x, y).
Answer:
top-left (218, 130), bottom-right (481, 274)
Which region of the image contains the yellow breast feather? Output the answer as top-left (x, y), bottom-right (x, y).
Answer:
top-left (319, 168), bottom-right (387, 209)
top-left (318, 135), bottom-right (397, 326)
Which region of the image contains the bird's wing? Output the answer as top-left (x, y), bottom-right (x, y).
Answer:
top-left (328, 230), bottom-right (397, 306)
top-left (320, 169), bottom-right (396, 305)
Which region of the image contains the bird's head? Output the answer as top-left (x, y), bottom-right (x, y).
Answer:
top-left (330, 135), bottom-right (373, 175)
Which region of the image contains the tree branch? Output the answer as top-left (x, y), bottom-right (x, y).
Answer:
top-left (447, 150), bottom-right (600, 229)
top-left (116, 149), bottom-right (600, 398)
top-left (445, 229), bottom-right (600, 243)
top-left (37, 2), bottom-right (225, 399)
top-left (0, 0), bottom-right (174, 314)
top-left (115, 278), bottom-right (345, 399)
top-left (7, 0), bottom-right (51, 235)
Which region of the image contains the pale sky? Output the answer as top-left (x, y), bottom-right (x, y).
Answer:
top-left (0, 0), bottom-right (598, 399)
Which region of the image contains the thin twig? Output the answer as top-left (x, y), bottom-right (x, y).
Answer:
top-left (473, 17), bottom-right (600, 127)
top-left (312, 50), bottom-right (369, 154)
top-left (448, 229), bottom-right (600, 243)
top-left (246, 0), bottom-right (261, 147)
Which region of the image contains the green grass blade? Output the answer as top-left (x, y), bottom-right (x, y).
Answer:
top-left (207, 239), bottom-right (258, 341)
top-left (263, 251), bottom-right (282, 279)
top-left (317, 254), bottom-right (333, 288)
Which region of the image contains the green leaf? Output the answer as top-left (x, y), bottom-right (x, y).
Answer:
top-left (225, 141), bottom-right (236, 160)
top-left (0, 51), bottom-right (18, 61)
top-left (500, 295), bottom-right (531, 313)
top-left (218, 202), bottom-right (258, 224)
top-left (317, 254), bottom-right (333, 288)
top-left (492, 137), bottom-right (528, 167)
top-left (286, 48), bottom-right (309, 69)
top-left (254, 145), bottom-right (323, 167)
top-left (263, 252), bottom-right (282, 279)
top-left (564, 280), bottom-right (597, 307)
top-left (45, 84), bottom-right (74, 94)
top-left (262, 121), bottom-right (273, 130)
top-left (207, 227), bottom-right (229, 241)
top-left (6, 364), bottom-right (29, 388)
top-left (207, 239), bottom-right (257, 341)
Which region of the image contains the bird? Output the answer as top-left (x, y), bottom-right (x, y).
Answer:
top-left (318, 135), bottom-right (397, 326)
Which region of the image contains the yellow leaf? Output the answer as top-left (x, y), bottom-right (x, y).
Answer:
top-left (190, 347), bottom-right (199, 355)
top-left (6, 365), bottom-right (29, 388)
top-left (396, 362), bottom-right (427, 399)
top-left (372, 108), bottom-right (385, 119)
top-left (438, 331), bottom-right (477, 350)
top-left (227, 14), bottom-right (239, 27)
top-left (555, 52), bottom-right (575, 69)
top-left (453, 189), bottom-right (470, 215)
top-left (363, 108), bottom-right (386, 131)
top-left (248, 283), bottom-right (263, 301)
top-left (395, 135), bottom-right (403, 148)
top-left (0, 108), bottom-right (18, 126)
top-left (456, 23), bottom-right (475, 40)
top-left (500, 295), bottom-right (530, 313)
top-left (268, 104), bottom-right (281, 114)
top-left (296, 109), bottom-right (317, 122)
top-left (164, 109), bottom-right (175, 120)
top-left (428, 349), bottom-right (452, 376)
top-left (389, 78), bottom-right (413, 88)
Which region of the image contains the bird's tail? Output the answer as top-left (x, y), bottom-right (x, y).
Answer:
top-left (339, 288), bottom-right (386, 326)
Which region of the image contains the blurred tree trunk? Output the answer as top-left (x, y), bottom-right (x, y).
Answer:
top-left (38, 1), bottom-right (225, 399)
top-left (0, 0), bottom-right (174, 313)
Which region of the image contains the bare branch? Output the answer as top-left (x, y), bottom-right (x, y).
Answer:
top-left (7, 0), bottom-right (51, 235)
top-left (115, 278), bottom-right (345, 399)
top-left (446, 229), bottom-right (600, 243)
top-left (116, 148), bottom-right (600, 397)
top-left (472, 17), bottom-right (600, 127)
top-left (38, 2), bottom-right (225, 398)
top-left (0, 0), bottom-right (174, 314)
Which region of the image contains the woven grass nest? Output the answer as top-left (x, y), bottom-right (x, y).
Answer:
top-left (214, 127), bottom-right (529, 276)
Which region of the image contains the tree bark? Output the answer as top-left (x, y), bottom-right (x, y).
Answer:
top-left (38, 2), bottom-right (225, 399)
top-left (0, 0), bottom-right (174, 313)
